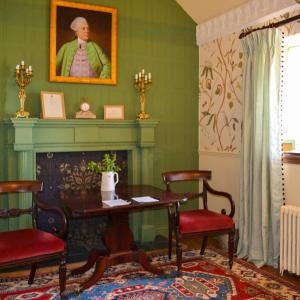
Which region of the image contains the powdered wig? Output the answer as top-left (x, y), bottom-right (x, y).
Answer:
top-left (70, 17), bottom-right (88, 32)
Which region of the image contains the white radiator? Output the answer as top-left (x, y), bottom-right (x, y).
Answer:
top-left (280, 205), bottom-right (300, 275)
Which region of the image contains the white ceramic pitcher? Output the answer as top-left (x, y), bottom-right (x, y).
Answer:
top-left (101, 171), bottom-right (119, 191)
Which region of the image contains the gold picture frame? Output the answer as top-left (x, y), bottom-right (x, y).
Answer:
top-left (104, 105), bottom-right (124, 120)
top-left (50, 0), bottom-right (117, 85)
top-left (40, 91), bottom-right (66, 119)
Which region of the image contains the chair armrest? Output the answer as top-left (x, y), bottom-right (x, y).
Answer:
top-left (204, 181), bottom-right (235, 218)
top-left (34, 198), bottom-right (68, 239)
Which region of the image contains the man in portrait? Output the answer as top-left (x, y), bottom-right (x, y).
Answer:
top-left (56, 16), bottom-right (111, 78)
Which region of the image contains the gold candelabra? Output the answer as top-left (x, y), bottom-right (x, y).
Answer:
top-left (15, 61), bottom-right (33, 118)
top-left (134, 69), bottom-right (152, 120)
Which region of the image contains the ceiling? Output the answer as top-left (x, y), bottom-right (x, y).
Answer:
top-left (176, 0), bottom-right (252, 24)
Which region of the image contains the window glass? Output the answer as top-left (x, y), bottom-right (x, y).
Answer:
top-left (282, 33), bottom-right (300, 152)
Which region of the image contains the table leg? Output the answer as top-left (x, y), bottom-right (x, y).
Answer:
top-left (76, 212), bottom-right (164, 292)
top-left (135, 249), bottom-right (164, 275)
top-left (71, 248), bottom-right (108, 276)
top-left (77, 249), bottom-right (164, 292)
top-left (79, 256), bottom-right (110, 291)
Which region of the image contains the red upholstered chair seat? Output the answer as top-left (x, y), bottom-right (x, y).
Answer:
top-left (0, 180), bottom-right (67, 298)
top-left (179, 209), bottom-right (235, 234)
top-left (162, 170), bottom-right (236, 273)
top-left (0, 228), bottom-right (65, 264)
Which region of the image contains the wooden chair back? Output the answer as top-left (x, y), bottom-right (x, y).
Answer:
top-left (162, 170), bottom-right (211, 206)
top-left (0, 181), bottom-right (43, 222)
top-left (162, 170), bottom-right (211, 188)
top-left (0, 180), bottom-right (43, 193)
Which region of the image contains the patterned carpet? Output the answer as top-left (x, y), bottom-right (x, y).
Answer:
top-left (0, 248), bottom-right (299, 299)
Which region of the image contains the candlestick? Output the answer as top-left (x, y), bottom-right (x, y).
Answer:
top-left (15, 61), bottom-right (33, 118)
top-left (134, 69), bottom-right (152, 120)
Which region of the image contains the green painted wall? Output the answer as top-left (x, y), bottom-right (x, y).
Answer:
top-left (0, 0), bottom-right (199, 232)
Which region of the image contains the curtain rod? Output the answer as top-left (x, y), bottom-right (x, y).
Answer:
top-left (239, 13), bottom-right (300, 39)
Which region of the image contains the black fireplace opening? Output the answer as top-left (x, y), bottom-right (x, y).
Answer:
top-left (36, 150), bottom-right (128, 262)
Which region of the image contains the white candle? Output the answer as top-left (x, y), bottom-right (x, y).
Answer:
top-left (139, 72), bottom-right (141, 78)
top-left (148, 73), bottom-right (151, 80)
top-left (135, 74), bottom-right (138, 80)
top-left (142, 69), bottom-right (145, 74)
top-left (28, 65), bottom-right (32, 71)
top-left (25, 68), bottom-right (28, 74)
top-left (16, 65), bottom-right (20, 70)
top-left (21, 61), bottom-right (24, 66)
top-left (145, 75), bottom-right (148, 81)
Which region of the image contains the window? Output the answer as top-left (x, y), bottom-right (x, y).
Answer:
top-left (282, 32), bottom-right (300, 153)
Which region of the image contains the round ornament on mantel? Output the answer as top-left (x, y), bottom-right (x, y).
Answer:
top-left (75, 101), bottom-right (96, 119)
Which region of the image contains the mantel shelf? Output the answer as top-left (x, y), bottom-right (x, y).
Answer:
top-left (3, 118), bottom-right (159, 127)
top-left (3, 118), bottom-right (159, 152)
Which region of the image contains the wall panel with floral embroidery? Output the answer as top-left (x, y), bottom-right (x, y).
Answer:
top-left (199, 34), bottom-right (243, 153)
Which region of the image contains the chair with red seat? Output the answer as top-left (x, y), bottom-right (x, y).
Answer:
top-left (162, 170), bottom-right (235, 273)
top-left (0, 181), bottom-right (67, 299)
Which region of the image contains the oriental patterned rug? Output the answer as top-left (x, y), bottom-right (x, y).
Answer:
top-left (0, 248), bottom-right (299, 299)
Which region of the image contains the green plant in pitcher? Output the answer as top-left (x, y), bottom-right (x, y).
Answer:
top-left (87, 153), bottom-right (121, 173)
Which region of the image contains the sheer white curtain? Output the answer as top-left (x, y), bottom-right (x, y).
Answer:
top-left (237, 28), bottom-right (283, 268)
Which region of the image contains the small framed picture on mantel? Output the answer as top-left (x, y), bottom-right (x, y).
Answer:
top-left (104, 105), bottom-right (124, 120)
top-left (40, 91), bottom-right (66, 119)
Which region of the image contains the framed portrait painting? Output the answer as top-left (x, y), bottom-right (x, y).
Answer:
top-left (50, 0), bottom-right (117, 85)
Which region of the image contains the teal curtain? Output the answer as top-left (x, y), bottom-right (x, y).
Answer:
top-left (237, 28), bottom-right (283, 268)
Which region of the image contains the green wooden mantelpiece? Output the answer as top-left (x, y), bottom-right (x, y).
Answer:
top-left (2, 118), bottom-right (160, 242)
top-left (3, 118), bottom-right (159, 152)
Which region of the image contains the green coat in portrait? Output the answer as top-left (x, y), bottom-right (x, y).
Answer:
top-left (56, 39), bottom-right (111, 78)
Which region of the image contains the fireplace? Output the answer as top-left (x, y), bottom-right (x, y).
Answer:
top-left (2, 118), bottom-right (161, 261)
top-left (36, 150), bottom-right (128, 261)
